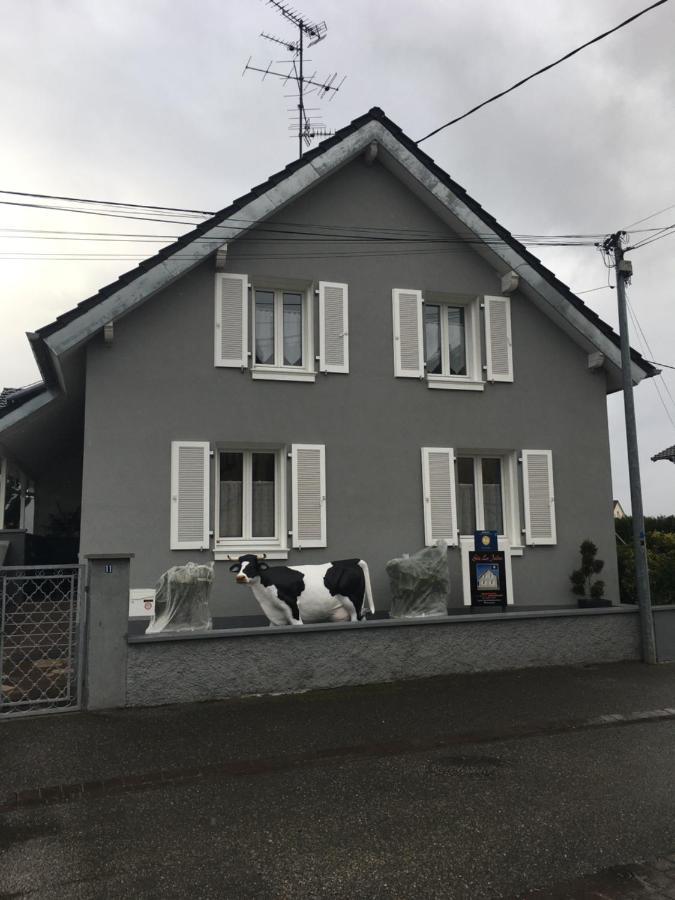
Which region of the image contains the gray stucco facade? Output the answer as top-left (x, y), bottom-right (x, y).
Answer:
top-left (77, 156), bottom-right (619, 617)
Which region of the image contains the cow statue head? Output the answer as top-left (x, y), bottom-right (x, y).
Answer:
top-left (228, 553), bottom-right (268, 584)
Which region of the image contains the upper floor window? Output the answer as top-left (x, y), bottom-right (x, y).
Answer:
top-left (214, 274), bottom-right (348, 382)
top-left (254, 290), bottom-right (305, 369)
top-left (393, 290), bottom-right (513, 388)
top-left (424, 304), bottom-right (468, 377)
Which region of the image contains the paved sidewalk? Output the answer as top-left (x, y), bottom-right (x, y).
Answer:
top-left (2, 661), bottom-right (675, 799)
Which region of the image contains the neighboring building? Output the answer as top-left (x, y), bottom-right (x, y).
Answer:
top-left (613, 500), bottom-right (627, 519)
top-left (0, 107), bottom-right (657, 617)
top-left (652, 446), bottom-right (675, 464)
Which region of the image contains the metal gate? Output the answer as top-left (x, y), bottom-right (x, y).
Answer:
top-left (0, 565), bottom-right (84, 718)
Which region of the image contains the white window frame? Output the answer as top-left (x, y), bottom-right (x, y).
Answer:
top-left (424, 294), bottom-right (484, 391)
top-left (251, 285), bottom-right (315, 383)
top-left (214, 447), bottom-right (288, 560)
top-left (0, 456), bottom-right (34, 533)
top-left (455, 451), bottom-right (523, 555)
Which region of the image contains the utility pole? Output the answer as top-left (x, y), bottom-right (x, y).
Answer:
top-left (604, 230), bottom-right (657, 663)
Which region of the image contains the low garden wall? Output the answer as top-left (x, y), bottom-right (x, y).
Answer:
top-left (654, 605), bottom-right (675, 663)
top-left (126, 607), bottom-right (641, 707)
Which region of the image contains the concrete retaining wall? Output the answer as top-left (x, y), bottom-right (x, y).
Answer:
top-left (126, 607), bottom-right (641, 708)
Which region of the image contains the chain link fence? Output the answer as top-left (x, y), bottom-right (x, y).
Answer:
top-left (0, 565), bottom-right (84, 718)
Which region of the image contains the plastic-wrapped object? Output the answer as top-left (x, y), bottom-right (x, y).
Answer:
top-left (386, 542), bottom-right (449, 618)
top-left (145, 562), bottom-right (214, 634)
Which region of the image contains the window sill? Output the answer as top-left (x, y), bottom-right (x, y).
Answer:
top-left (214, 547), bottom-right (289, 561)
top-left (251, 367), bottom-right (316, 383)
top-left (427, 376), bottom-right (484, 392)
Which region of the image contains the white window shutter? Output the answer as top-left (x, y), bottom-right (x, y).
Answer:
top-left (214, 273), bottom-right (248, 367)
top-left (392, 289), bottom-right (424, 378)
top-left (421, 447), bottom-right (458, 546)
top-left (522, 449), bottom-right (556, 545)
top-left (484, 295), bottom-right (513, 382)
top-left (319, 281), bottom-right (349, 373)
top-left (170, 441), bottom-right (210, 550)
top-left (292, 444), bottom-right (326, 548)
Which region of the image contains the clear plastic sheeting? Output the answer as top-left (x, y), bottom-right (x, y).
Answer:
top-left (386, 542), bottom-right (449, 618)
top-left (145, 563), bottom-right (214, 634)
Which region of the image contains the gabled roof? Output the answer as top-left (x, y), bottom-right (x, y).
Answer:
top-left (0, 383), bottom-right (47, 420)
top-left (8, 107), bottom-right (659, 409)
top-left (0, 387), bottom-right (18, 410)
top-left (652, 445), bottom-right (675, 463)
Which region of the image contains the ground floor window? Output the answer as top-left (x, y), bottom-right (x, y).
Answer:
top-left (422, 447), bottom-right (525, 551)
top-left (0, 457), bottom-right (34, 532)
top-left (456, 456), bottom-right (504, 535)
top-left (216, 448), bottom-right (285, 553)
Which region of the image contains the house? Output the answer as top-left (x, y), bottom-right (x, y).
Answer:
top-left (0, 107), bottom-right (657, 620)
top-left (652, 446), bottom-right (675, 464)
top-left (613, 500), bottom-right (627, 519)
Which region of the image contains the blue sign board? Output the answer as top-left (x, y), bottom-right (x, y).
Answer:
top-left (474, 530), bottom-right (499, 552)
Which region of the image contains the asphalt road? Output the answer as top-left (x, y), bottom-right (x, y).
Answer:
top-left (1, 663), bottom-right (674, 899)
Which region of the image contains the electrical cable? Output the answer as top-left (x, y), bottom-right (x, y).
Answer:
top-left (416, 0), bottom-right (671, 143)
top-left (624, 203), bottom-right (675, 230)
top-left (625, 297), bottom-right (675, 429)
top-left (575, 285), bottom-right (615, 295)
top-left (628, 225), bottom-right (675, 251)
top-left (0, 189), bottom-right (213, 216)
top-left (0, 200), bottom-right (202, 226)
top-left (626, 296), bottom-right (675, 410)
top-left (0, 200), bottom-right (605, 242)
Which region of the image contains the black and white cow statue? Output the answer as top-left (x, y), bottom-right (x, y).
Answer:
top-left (229, 554), bottom-right (375, 626)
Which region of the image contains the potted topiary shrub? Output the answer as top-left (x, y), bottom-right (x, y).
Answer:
top-left (570, 540), bottom-right (611, 608)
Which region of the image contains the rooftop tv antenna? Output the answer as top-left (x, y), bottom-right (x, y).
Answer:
top-left (244, 0), bottom-right (345, 158)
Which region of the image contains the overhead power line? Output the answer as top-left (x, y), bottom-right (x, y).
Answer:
top-left (624, 202), bottom-right (675, 230)
top-left (416, 0), bottom-right (671, 143)
top-left (628, 224), bottom-right (675, 251)
top-left (625, 297), bottom-right (675, 429)
top-left (575, 285), bottom-right (615, 295)
top-left (646, 359), bottom-right (675, 372)
top-left (0, 199), bottom-right (203, 226)
top-left (0, 189), bottom-right (213, 216)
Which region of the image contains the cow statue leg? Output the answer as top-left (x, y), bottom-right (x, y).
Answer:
top-left (335, 596), bottom-right (358, 622)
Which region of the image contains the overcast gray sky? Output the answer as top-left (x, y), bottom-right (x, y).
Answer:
top-left (1, 0), bottom-right (674, 514)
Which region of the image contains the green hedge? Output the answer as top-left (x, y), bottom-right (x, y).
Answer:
top-left (616, 516), bottom-right (675, 605)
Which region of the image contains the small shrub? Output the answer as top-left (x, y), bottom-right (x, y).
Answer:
top-left (570, 539), bottom-right (605, 601)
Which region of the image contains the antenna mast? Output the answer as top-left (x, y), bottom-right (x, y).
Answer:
top-left (244, 0), bottom-right (345, 158)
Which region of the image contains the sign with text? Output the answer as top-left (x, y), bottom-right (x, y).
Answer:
top-left (469, 549), bottom-right (508, 607)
